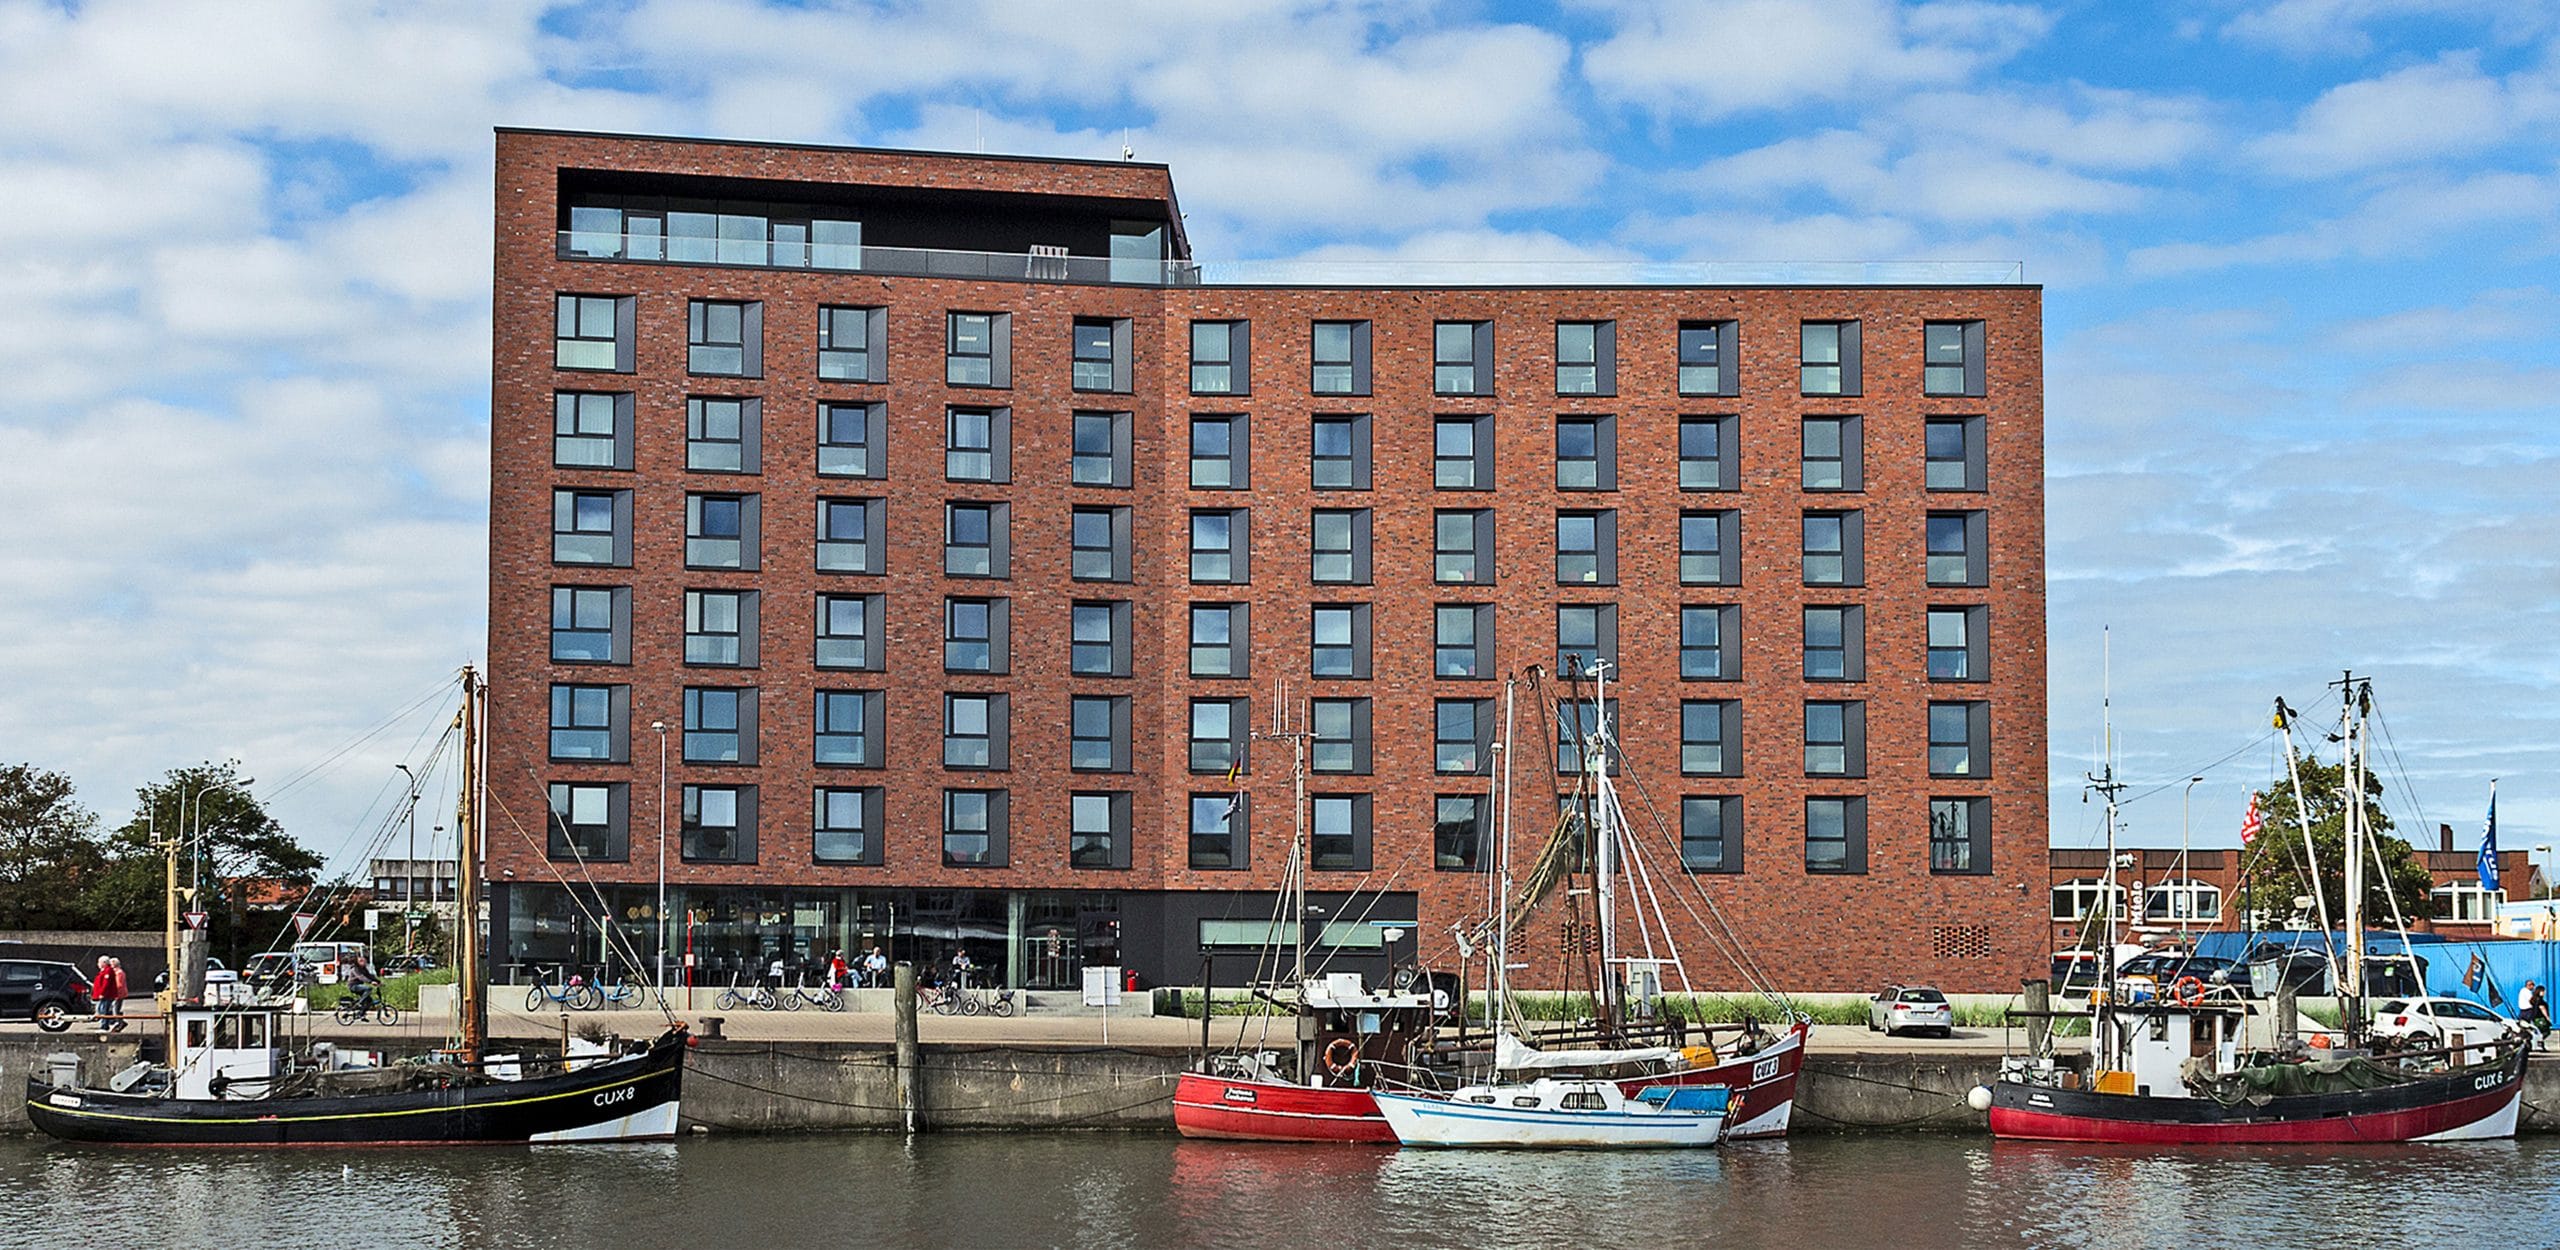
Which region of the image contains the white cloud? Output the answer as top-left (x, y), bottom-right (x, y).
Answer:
top-left (2219, 0), bottom-right (2543, 57)
top-left (2249, 53), bottom-right (2533, 173)
top-left (1581, 0), bottom-right (2053, 119)
top-left (2124, 167), bottom-right (2560, 275)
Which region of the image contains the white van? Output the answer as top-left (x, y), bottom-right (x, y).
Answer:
top-left (292, 941), bottom-right (373, 986)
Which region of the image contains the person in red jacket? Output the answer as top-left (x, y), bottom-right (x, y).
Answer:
top-left (90, 957), bottom-right (125, 1034)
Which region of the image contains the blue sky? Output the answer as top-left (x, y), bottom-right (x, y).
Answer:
top-left (0, 0), bottom-right (2552, 877)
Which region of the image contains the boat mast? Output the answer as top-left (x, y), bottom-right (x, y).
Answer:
top-left (2090, 630), bottom-right (2125, 1071)
top-left (2337, 671), bottom-right (2364, 1041)
top-left (455, 665), bottom-right (486, 1063)
top-left (1495, 678), bottom-right (1517, 1027)
top-left (1589, 660), bottom-right (1619, 1032)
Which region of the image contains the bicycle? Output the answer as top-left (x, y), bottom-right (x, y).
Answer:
top-left (789, 975), bottom-right (846, 1013)
top-left (526, 965), bottom-right (603, 1013)
top-left (592, 971), bottom-right (648, 1009)
top-left (334, 990), bottom-right (400, 1026)
top-left (927, 984), bottom-right (1016, 1017)
top-left (714, 969), bottom-right (776, 1013)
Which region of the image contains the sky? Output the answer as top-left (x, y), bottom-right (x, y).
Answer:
top-left (0, 0), bottom-right (2553, 881)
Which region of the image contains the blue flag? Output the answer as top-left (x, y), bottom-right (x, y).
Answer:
top-left (2478, 782), bottom-right (2501, 895)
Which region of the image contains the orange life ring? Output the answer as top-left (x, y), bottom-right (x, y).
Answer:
top-left (1323, 1037), bottom-right (1358, 1075)
top-left (2171, 976), bottom-right (2207, 1007)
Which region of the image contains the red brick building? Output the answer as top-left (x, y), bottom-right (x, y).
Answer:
top-left (2046, 829), bottom-right (2543, 950)
top-left (487, 129), bottom-right (2048, 994)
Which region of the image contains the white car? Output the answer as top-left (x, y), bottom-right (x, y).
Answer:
top-left (1868, 984), bottom-right (1953, 1038)
top-left (2368, 996), bottom-right (2529, 1053)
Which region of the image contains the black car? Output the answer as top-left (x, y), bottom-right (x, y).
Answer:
top-left (2117, 952), bottom-right (2247, 998)
top-left (0, 959), bottom-right (94, 1032)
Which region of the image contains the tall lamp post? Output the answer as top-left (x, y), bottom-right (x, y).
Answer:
top-left (652, 720), bottom-right (670, 1004)
top-left (2181, 776), bottom-right (2205, 933)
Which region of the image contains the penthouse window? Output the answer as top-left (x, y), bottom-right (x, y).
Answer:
top-left (1190, 414), bottom-right (1249, 489)
top-left (1312, 795), bottom-right (1372, 872)
top-left (945, 312), bottom-right (1012, 388)
top-left (1677, 321), bottom-right (1737, 396)
top-left (1074, 318), bottom-right (1133, 393)
top-left (1189, 699), bottom-right (1249, 774)
top-left (1070, 792), bottom-right (1133, 870)
top-left (1802, 416), bottom-right (1861, 492)
top-left (1802, 511), bottom-right (1862, 587)
top-left (1927, 512), bottom-right (1988, 586)
top-left (681, 785), bottom-right (756, 864)
top-left (1434, 320), bottom-right (1493, 395)
top-left (1931, 797), bottom-right (1989, 875)
top-left (1070, 695), bottom-right (1131, 773)
top-left (1678, 415), bottom-right (1735, 491)
top-left (1310, 605), bottom-right (1371, 679)
top-left (1555, 321), bottom-right (1615, 396)
top-left (818, 306), bottom-right (886, 383)
top-left (553, 392), bottom-right (631, 469)
top-left (1928, 606), bottom-right (1988, 681)
top-left (559, 196), bottom-right (859, 270)
top-left (817, 403), bottom-right (884, 479)
top-left (545, 782), bottom-right (625, 862)
top-left (1435, 510), bottom-right (1494, 585)
top-left (942, 789), bottom-right (1008, 868)
top-left (1557, 415), bottom-right (1616, 491)
top-left (1805, 797), bottom-right (1866, 875)
top-left (1436, 604), bottom-right (1494, 678)
top-left (1680, 605), bottom-right (1737, 681)
top-left (1679, 511), bottom-right (1738, 585)
top-left (1803, 605), bottom-right (1864, 682)
top-left (685, 493), bottom-right (758, 570)
top-left (1926, 417), bottom-right (1986, 492)
top-left (1435, 796), bottom-right (1486, 871)
top-left (1310, 698), bottom-right (1373, 775)
top-left (1555, 510), bottom-right (1616, 585)
top-left (686, 397), bottom-right (759, 474)
top-left (548, 683), bottom-right (626, 762)
top-left (943, 596), bottom-right (1009, 674)
top-left (946, 407), bottom-right (1011, 483)
top-left (1311, 415), bottom-right (1372, 490)
top-left (814, 787), bottom-right (883, 866)
top-left (1311, 321), bottom-right (1371, 396)
top-left (1189, 794), bottom-right (1246, 870)
top-left (1189, 509), bottom-right (1249, 584)
top-left (1804, 701), bottom-right (1866, 778)
top-left (683, 589), bottom-right (757, 667)
top-left (814, 593), bottom-right (881, 671)
top-left (814, 691), bottom-right (881, 768)
top-left (1435, 415), bottom-right (1493, 489)
top-left (1071, 506), bottom-right (1132, 582)
top-left (1924, 320), bottom-right (1987, 397)
top-left (1310, 509), bottom-right (1371, 585)
top-left (1799, 320), bottom-right (1860, 396)
top-left (817, 498), bottom-right (883, 574)
top-left (945, 502), bottom-right (1010, 579)
top-left (554, 295), bottom-right (633, 372)
top-left (1190, 320), bottom-right (1250, 395)
top-left (550, 586), bottom-right (628, 665)
top-left (1682, 796), bottom-right (1740, 873)
top-left (943, 693), bottom-right (1009, 771)
top-left (682, 687), bottom-right (755, 766)
top-left (1072, 411), bottom-right (1134, 487)
top-left (1071, 601), bottom-right (1132, 678)
top-left (551, 489), bottom-right (630, 567)
top-left (1189, 603), bottom-right (1249, 679)
top-left (687, 300), bottom-right (761, 377)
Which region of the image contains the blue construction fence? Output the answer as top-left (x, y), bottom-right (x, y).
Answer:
top-left (2193, 930), bottom-right (2560, 1012)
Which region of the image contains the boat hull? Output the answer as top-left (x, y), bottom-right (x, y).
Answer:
top-left (1613, 1021), bottom-right (1807, 1139)
top-left (1372, 1089), bottom-right (1725, 1149)
top-left (1986, 1048), bottom-right (2525, 1145)
top-left (26, 1029), bottom-right (687, 1147)
top-left (1171, 1072), bottom-right (1393, 1143)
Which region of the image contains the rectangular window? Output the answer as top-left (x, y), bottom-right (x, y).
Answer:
top-left (1072, 600), bottom-right (1133, 678)
top-left (943, 596), bottom-right (1008, 674)
top-left (1927, 511), bottom-right (1988, 586)
top-left (1310, 604), bottom-right (1371, 679)
top-left (552, 488), bottom-right (630, 566)
top-left (1070, 695), bottom-right (1131, 773)
top-left (1189, 793), bottom-right (1245, 870)
top-left (814, 786), bottom-right (883, 865)
top-left (548, 683), bottom-right (625, 762)
top-left (683, 589), bottom-right (757, 667)
top-left (1930, 701), bottom-right (1990, 777)
top-left (1311, 414), bottom-right (1372, 490)
top-left (687, 299), bottom-right (760, 377)
top-left (1189, 413), bottom-right (1248, 489)
top-left (1073, 318), bottom-right (1132, 393)
top-left (550, 586), bottom-right (628, 664)
top-left (685, 493), bottom-right (758, 570)
top-left (1924, 320), bottom-right (1986, 397)
top-left (685, 397), bottom-right (758, 474)
top-left (1930, 796), bottom-right (1990, 874)
top-left (943, 693), bottom-right (1009, 771)
top-left (1435, 795), bottom-right (1487, 871)
top-left (1806, 797), bottom-right (1866, 874)
top-left (1310, 698), bottom-right (1373, 775)
top-left (1189, 509), bottom-right (1249, 583)
top-left (682, 687), bottom-right (754, 765)
top-left (1189, 320), bottom-right (1250, 395)
top-left (1799, 320), bottom-right (1859, 396)
top-left (1557, 604), bottom-right (1617, 679)
top-left (1802, 510), bottom-right (1863, 586)
top-left (1803, 605), bottom-right (1865, 682)
top-left (1682, 796), bottom-right (1741, 873)
top-left (554, 294), bottom-right (632, 372)
top-left (1555, 510), bottom-right (1616, 585)
top-left (1680, 510), bottom-right (1737, 585)
top-left (945, 406), bottom-right (1010, 483)
top-left (814, 690), bottom-right (880, 768)
top-left (1436, 604), bottom-right (1494, 679)
top-left (1072, 410), bottom-right (1133, 487)
top-left (1311, 794), bottom-right (1373, 872)
top-left (1801, 415), bottom-right (1862, 491)
top-left (816, 498), bottom-right (882, 574)
top-left (945, 502), bottom-right (1009, 579)
top-left (1925, 416), bottom-right (1986, 491)
top-left (680, 784), bottom-right (755, 864)
top-left (1435, 509), bottom-right (1494, 584)
top-left (1678, 415), bottom-right (1735, 491)
top-left (1434, 320), bottom-right (1493, 395)
top-left (1680, 604), bottom-right (1737, 681)
top-left (1556, 414), bottom-right (1617, 491)
top-left (817, 402), bottom-right (884, 479)
top-left (1069, 792), bottom-right (1133, 870)
top-left (545, 782), bottom-right (625, 861)
top-left (1677, 321), bottom-right (1737, 396)
top-left (817, 305), bottom-right (885, 383)
top-left (1929, 606), bottom-right (1988, 681)
top-left (553, 392), bottom-right (632, 469)
top-left (1189, 698), bottom-right (1248, 774)
top-left (1555, 699), bottom-right (1620, 776)
top-left (946, 311), bottom-right (1011, 388)
top-left (1189, 603), bottom-right (1249, 679)
top-left (1434, 415), bottom-right (1493, 489)
top-left (1804, 701), bottom-right (1866, 777)
top-left (1681, 700), bottom-right (1739, 776)
top-left (1071, 505), bottom-right (1132, 582)
top-left (815, 593), bottom-right (881, 670)
top-left (942, 789), bottom-right (1008, 867)
top-left (1310, 508), bottom-right (1371, 585)
top-left (1311, 320), bottom-right (1371, 396)
top-left (1555, 321), bottom-right (1615, 396)
top-left (1436, 699), bottom-right (1492, 775)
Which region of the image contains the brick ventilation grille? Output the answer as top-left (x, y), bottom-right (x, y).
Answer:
top-left (1931, 925), bottom-right (1993, 960)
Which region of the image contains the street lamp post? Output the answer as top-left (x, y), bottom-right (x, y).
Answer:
top-left (653, 721), bottom-right (670, 1004)
top-left (2181, 776), bottom-right (2205, 933)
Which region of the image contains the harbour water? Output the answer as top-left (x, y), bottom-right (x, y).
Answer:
top-left (9, 1132), bottom-right (2559, 1249)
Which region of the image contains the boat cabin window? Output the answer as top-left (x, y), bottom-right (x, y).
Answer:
top-left (1561, 1091), bottom-right (1608, 1110)
top-left (213, 1014), bottom-right (268, 1049)
top-left (186, 1019), bottom-right (209, 1049)
top-left (1471, 1094), bottom-right (1497, 1104)
top-left (1513, 1096), bottom-right (1541, 1108)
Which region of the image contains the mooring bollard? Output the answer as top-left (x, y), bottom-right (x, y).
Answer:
top-left (698, 1015), bottom-right (724, 1041)
top-left (894, 962), bottom-right (920, 1135)
top-left (2021, 977), bottom-right (2050, 1055)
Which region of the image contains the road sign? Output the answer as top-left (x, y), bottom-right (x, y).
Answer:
top-left (293, 912), bottom-right (317, 937)
top-left (183, 911), bottom-right (209, 931)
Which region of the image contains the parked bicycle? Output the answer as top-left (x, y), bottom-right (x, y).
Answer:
top-left (714, 968), bottom-right (776, 1013)
top-left (591, 971), bottom-right (649, 1009)
top-left (789, 974), bottom-right (846, 1013)
top-left (526, 965), bottom-right (602, 1012)
top-left (927, 984), bottom-right (1017, 1017)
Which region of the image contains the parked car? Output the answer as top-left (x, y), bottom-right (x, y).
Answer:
top-left (383, 954), bottom-right (441, 975)
top-left (1868, 984), bottom-right (1953, 1038)
top-left (2369, 996), bottom-right (2530, 1053)
top-left (244, 951), bottom-right (303, 995)
top-left (2243, 944), bottom-right (2334, 996)
top-left (0, 959), bottom-right (94, 1032)
top-left (151, 957), bottom-right (237, 992)
top-left (2116, 953), bottom-right (2245, 1002)
top-left (2051, 944), bottom-right (2149, 997)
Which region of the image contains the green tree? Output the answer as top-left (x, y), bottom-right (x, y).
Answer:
top-left (2239, 756), bottom-right (2434, 928)
top-left (85, 762), bottom-right (324, 963)
top-left (0, 763), bottom-right (109, 930)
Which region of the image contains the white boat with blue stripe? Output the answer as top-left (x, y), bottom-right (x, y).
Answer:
top-left (1372, 1078), bottom-right (1730, 1149)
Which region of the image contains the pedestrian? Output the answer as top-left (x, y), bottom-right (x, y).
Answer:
top-left (91, 957), bottom-right (122, 1033)
top-left (2522, 980), bottom-right (2551, 1050)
